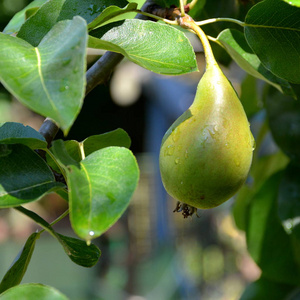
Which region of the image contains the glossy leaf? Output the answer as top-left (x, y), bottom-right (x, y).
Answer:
top-left (0, 284), bottom-right (68, 300)
top-left (89, 19), bottom-right (198, 75)
top-left (68, 147), bottom-right (139, 241)
top-left (15, 206), bottom-right (101, 267)
top-left (17, 0), bottom-right (128, 46)
top-left (0, 233), bottom-right (40, 294)
top-left (56, 233), bottom-right (101, 267)
top-left (0, 122), bottom-right (47, 150)
top-left (88, 3), bottom-right (138, 30)
top-left (0, 17), bottom-right (87, 134)
top-left (57, 0), bottom-right (129, 24)
top-left (47, 129), bottom-right (131, 173)
top-left (0, 144), bottom-right (64, 208)
top-left (240, 276), bottom-right (294, 300)
top-left (245, 0), bottom-right (300, 83)
top-left (283, 0), bottom-right (300, 7)
top-left (217, 28), bottom-right (294, 97)
top-left (3, 0), bottom-right (47, 35)
top-left (83, 129), bottom-right (131, 157)
top-left (246, 171), bottom-right (300, 284)
top-left (278, 162), bottom-right (300, 236)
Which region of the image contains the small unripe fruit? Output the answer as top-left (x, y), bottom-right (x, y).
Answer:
top-left (159, 63), bottom-right (254, 215)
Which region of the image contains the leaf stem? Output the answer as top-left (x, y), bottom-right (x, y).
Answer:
top-left (180, 0), bottom-right (185, 16)
top-left (196, 18), bottom-right (245, 27)
top-left (79, 143), bottom-right (85, 160)
top-left (179, 15), bottom-right (217, 68)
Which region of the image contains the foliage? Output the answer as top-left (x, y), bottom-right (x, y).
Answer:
top-left (0, 0), bottom-right (299, 298)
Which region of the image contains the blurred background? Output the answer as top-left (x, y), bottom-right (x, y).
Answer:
top-left (0, 1), bottom-right (271, 299)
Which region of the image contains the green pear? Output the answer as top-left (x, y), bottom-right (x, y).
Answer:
top-left (159, 63), bottom-right (254, 212)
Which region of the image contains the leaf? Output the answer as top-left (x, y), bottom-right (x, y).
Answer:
top-left (17, 0), bottom-right (128, 46)
top-left (56, 233), bottom-right (101, 267)
top-left (246, 171), bottom-right (300, 285)
top-left (0, 122), bottom-right (47, 150)
top-left (245, 0), bottom-right (300, 84)
top-left (82, 129), bottom-right (131, 157)
top-left (3, 0), bottom-right (47, 35)
top-left (278, 162), bottom-right (300, 236)
top-left (88, 3), bottom-right (138, 30)
top-left (89, 19), bottom-right (198, 75)
top-left (265, 87), bottom-right (300, 161)
top-left (15, 206), bottom-right (101, 267)
top-left (283, 0), bottom-right (300, 7)
top-left (0, 17), bottom-right (87, 134)
top-left (68, 146), bottom-right (139, 241)
top-left (47, 129), bottom-right (132, 171)
top-left (0, 233), bottom-right (40, 294)
top-left (217, 28), bottom-right (295, 97)
top-left (0, 284), bottom-right (68, 300)
top-left (240, 276), bottom-right (294, 300)
top-left (240, 75), bottom-right (261, 118)
top-left (17, 0), bottom-right (66, 47)
top-left (0, 144), bottom-right (65, 208)
top-left (57, 0), bottom-right (129, 25)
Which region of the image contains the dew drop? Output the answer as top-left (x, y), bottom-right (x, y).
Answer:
top-left (165, 145), bottom-right (175, 156)
top-left (89, 230), bottom-right (95, 236)
top-left (172, 127), bottom-right (180, 142)
top-left (175, 157), bottom-right (180, 164)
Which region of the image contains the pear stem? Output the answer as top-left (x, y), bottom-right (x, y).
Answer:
top-left (179, 15), bottom-right (218, 69)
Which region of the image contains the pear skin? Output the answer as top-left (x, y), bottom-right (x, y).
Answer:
top-left (159, 64), bottom-right (254, 209)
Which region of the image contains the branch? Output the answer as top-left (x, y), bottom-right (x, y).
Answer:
top-left (38, 0), bottom-right (156, 146)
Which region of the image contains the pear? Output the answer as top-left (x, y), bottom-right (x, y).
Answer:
top-left (159, 62), bottom-right (254, 213)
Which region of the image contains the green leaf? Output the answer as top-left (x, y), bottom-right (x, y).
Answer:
top-left (217, 28), bottom-right (295, 97)
top-left (68, 146), bottom-right (139, 241)
top-left (3, 0), bottom-right (47, 35)
top-left (278, 162), bottom-right (300, 235)
top-left (17, 0), bottom-right (128, 46)
top-left (15, 206), bottom-right (101, 267)
top-left (17, 0), bottom-right (65, 47)
top-left (56, 233), bottom-right (101, 267)
top-left (0, 122), bottom-right (47, 149)
top-left (82, 129), bottom-right (131, 157)
top-left (0, 144), bottom-right (64, 208)
top-left (283, 0), bottom-right (300, 7)
top-left (233, 151), bottom-right (289, 231)
top-left (240, 276), bottom-right (294, 300)
top-left (245, 0), bottom-right (300, 84)
top-left (0, 233), bottom-right (40, 294)
top-left (88, 3), bottom-right (138, 30)
top-left (89, 19), bottom-right (198, 75)
top-left (246, 171), bottom-right (300, 285)
top-left (0, 17), bottom-right (87, 134)
top-left (240, 75), bottom-right (261, 118)
top-left (0, 284), bottom-right (68, 300)
top-left (47, 129), bottom-right (131, 171)
top-left (57, 0), bottom-right (129, 24)
top-left (265, 87), bottom-right (300, 161)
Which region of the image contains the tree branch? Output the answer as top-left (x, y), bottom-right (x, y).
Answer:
top-left (38, 0), bottom-right (158, 145)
